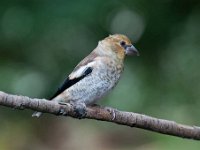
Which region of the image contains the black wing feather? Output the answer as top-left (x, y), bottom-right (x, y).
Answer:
top-left (50, 67), bottom-right (93, 100)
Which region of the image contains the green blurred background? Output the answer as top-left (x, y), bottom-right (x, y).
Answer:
top-left (0, 0), bottom-right (200, 149)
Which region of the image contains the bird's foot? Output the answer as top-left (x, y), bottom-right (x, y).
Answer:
top-left (57, 101), bottom-right (71, 116)
top-left (71, 102), bottom-right (87, 119)
top-left (105, 106), bottom-right (116, 121)
top-left (58, 101), bottom-right (71, 106)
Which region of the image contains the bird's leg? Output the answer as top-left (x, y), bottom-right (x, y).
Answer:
top-left (71, 102), bottom-right (87, 119)
top-left (57, 101), bottom-right (71, 116)
top-left (57, 101), bottom-right (87, 118)
top-left (58, 101), bottom-right (70, 106)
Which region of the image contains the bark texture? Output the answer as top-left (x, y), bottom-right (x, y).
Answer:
top-left (0, 91), bottom-right (199, 140)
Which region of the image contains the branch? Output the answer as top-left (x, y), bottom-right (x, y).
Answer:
top-left (0, 91), bottom-right (199, 140)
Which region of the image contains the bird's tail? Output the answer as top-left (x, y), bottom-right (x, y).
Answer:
top-left (32, 111), bottom-right (43, 118)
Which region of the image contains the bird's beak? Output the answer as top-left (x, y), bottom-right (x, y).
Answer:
top-left (125, 45), bottom-right (139, 56)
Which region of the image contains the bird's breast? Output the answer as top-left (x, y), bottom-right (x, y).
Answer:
top-left (64, 60), bottom-right (124, 105)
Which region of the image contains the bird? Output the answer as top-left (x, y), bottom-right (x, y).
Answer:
top-left (32, 34), bottom-right (139, 117)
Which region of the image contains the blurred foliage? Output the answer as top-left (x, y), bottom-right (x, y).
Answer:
top-left (0, 0), bottom-right (200, 149)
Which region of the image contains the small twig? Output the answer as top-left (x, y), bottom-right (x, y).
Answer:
top-left (0, 91), bottom-right (199, 140)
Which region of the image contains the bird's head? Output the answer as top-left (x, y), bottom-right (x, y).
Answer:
top-left (97, 34), bottom-right (139, 61)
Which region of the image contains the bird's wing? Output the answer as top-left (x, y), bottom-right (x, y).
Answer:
top-left (50, 52), bottom-right (97, 100)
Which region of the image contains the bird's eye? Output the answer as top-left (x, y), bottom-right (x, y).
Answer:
top-left (120, 41), bottom-right (126, 46)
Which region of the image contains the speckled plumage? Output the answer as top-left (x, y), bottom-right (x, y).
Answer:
top-left (32, 34), bottom-right (139, 117)
top-left (55, 57), bottom-right (123, 105)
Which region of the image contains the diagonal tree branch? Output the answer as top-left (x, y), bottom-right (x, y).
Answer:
top-left (0, 91), bottom-right (200, 140)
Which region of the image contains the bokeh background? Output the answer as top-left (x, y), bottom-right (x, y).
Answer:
top-left (0, 0), bottom-right (200, 149)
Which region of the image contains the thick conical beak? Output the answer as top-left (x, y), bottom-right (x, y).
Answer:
top-left (125, 45), bottom-right (139, 56)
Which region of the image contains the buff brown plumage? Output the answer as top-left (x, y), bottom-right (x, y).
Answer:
top-left (32, 34), bottom-right (139, 117)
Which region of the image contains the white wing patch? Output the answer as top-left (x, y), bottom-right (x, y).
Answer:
top-left (69, 62), bottom-right (95, 80)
